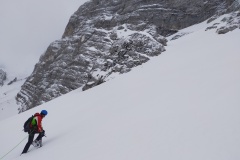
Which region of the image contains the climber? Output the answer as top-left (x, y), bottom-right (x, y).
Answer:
top-left (22, 110), bottom-right (48, 154)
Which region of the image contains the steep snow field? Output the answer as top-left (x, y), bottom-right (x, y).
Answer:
top-left (0, 78), bottom-right (25, 121)
top-left (0, 16), bottom-right (240, 160)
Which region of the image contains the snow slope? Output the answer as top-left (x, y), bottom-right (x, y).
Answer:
top-left (0, 0), bottom-right (89, 121)
top-left (0, 15), bottom-right (240, 160)
top-left (0, 78), bottom-right (25, 121)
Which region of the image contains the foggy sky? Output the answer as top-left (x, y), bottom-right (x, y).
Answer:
top-left (0, 0), bottom-right (89, 76)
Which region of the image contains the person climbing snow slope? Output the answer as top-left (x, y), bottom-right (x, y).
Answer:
top-left (22, 110), bottom-right (48, 154)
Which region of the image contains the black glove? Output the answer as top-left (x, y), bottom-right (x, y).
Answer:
top-left (40, 130), bottom-right (45, 136)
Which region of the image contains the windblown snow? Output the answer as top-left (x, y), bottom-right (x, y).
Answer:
top-left (0, 14), bottom-right (240, 160)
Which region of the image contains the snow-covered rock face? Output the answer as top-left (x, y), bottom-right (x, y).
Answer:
top-left (0, 69), bottom-right (7, 86)
top-left (206, 11), bottom-right (240, 34)
top-left (16, 0), bottom-right (238, 112)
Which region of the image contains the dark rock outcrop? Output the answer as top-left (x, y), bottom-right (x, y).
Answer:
top-left (17, 0), bottom-right (239, 112)
top-left (0, 69), bottom-right (7, 86)
top-left (7, 77), bottom-right (17, 85)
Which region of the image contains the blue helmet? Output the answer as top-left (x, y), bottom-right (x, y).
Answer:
top-left (41, 110), bottom-right (48, 116)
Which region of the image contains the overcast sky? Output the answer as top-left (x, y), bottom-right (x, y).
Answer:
top-left (0, 0), bottom-right (89, 76)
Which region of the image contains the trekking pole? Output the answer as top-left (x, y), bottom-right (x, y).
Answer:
top-left (0, 130), bottom-right (34, 160)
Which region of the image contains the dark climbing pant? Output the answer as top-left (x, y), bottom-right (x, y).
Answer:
top-left (22, 130), bottom-right (45, 154)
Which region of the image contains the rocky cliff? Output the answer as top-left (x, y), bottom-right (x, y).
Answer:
top-left (17, 0), bottom-right (239, 112)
